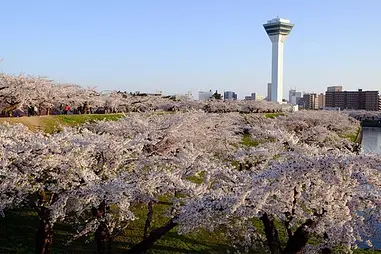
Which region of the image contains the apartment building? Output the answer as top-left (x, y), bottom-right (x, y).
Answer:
top-left (318, 93), bottom-right (325, 109)
top-left (325, 88), bottom-right (379, 111)
top-left (300, 93), bottom-right (319, 110)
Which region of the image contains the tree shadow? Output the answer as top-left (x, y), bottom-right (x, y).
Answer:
top-left (112, 230), bottom-right (235, 253)
top-left (0, 209), bottom-right (248, 254)
top-left (0, 209), bottom-right (39, 253)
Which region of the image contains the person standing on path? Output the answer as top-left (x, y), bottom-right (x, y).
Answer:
top-left (33, 105), bottom-right (38, 116)
top-left (64, 105), bottom-right (70, 115)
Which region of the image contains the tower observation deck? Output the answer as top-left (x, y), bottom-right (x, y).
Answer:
top-left (263, 17), bottom-right (294, 103)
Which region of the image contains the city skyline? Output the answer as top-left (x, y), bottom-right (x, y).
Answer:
top-left (0, 0), bottom-right (380, 99)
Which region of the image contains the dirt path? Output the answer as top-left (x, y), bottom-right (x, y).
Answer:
top-left (0, 116), bottom-right (48, 131)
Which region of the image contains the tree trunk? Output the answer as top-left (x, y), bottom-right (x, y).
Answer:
top-left (260, 213), bottom-right (283, 254)
top-left (95, 221), bottom-right (112, 254)
top-left (127, 218), bottom-right (178, 254)
top-left (283, 219), bottom-right (315, 254)
top-left (82, 102), bottom-right (89, 114)
top-left (35, 208), bottom-right (53, 254)
top-left (1, 103), bottom-right (19, 117)
top-left (143, 201), bottom-right (153, 239)
top-left (93, 200), bottom-right (112, 254)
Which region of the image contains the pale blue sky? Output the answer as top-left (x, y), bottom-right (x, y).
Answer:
top-left (0, 0), bottom-right (380, 99)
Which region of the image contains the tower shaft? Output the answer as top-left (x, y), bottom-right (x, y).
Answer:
top-left (270, 35), bottom-right (285, 103)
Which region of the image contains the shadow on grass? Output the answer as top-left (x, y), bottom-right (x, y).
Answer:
top-left (0, 209), bottom-right (97, 254)
top-left (113, 230), bottom-right (234, 254)
top-left (0, 209), bottom-right (39, 253)
top-left (0, 208), bottom-right (258, 254)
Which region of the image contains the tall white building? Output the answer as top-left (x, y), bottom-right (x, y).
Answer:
top-left (198, 90), bottom-right (213, 100)
top-left (263, 17), bottom-right (294, 103)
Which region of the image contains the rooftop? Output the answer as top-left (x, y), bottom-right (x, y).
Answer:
top-left (267, 17), bottom-right (291, 24)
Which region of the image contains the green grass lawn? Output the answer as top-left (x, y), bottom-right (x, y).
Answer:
top-left (1, 207), bottom-right (376, 254)
top-left (0, 113), bottom-right (124, 133)
top-left (343, 126), bottom-right (362, 143)
top-left (0, 204), bottom-right (239, 254)
top-left (44, 114), bottom-right (124, 133)
top-left (263, 113), bottom-right (284, 119)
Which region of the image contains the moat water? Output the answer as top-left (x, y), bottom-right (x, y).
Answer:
top-left (360, 127), bottom-right (381, 249)
top-left (362, 127), bottom-right (381, 154)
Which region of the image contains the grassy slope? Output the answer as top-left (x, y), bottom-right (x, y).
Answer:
top-left (0, 114), bottom-right (373, 253)
top-left (0, 114), bottom-right (124, 133)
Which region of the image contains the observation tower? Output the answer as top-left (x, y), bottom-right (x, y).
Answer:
top-left (263, 17), bottom-right (294, 103)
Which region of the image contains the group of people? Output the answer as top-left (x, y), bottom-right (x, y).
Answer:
top-left (58, 104), bottom-right (71, 115)
top-left (61, 104), bottom-right (93, 115)
top-left (27, 105), bottom-right (39, 116)
top-left (27, 104), bottom-right (71, 117)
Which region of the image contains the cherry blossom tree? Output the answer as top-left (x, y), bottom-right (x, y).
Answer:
top-left (79, 112), bottom-right (242, 252)
top-left (344, 110), bottom-right (381, 121)
top-left (0, 71), bottom-right (294, 116)
top-left (102, 91), bottom-right (126, 113)
top-left (0, 123), bottom-right (134, 253)
top-left (0, 73), bottom-right (55, 115)
top-left (51, 84), bottom-right (105, 114)
top-left (176, 150), bottom-right (381, 254)
top-left (80, 110), bottom-right (363, 252)
top-left (0, 108), bottom-right (373, 254)
top-left (0, 123), bottom-right (43, 215)
top-left (0, 115), bottom-right (229, 253)
top-left (0, 72), bottom-right (109, 116)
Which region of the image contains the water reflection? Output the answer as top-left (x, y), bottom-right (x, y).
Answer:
top-left (360, 127), bottom-right (381, 249)
top-left (362, 127), bottom-right (381, 154)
